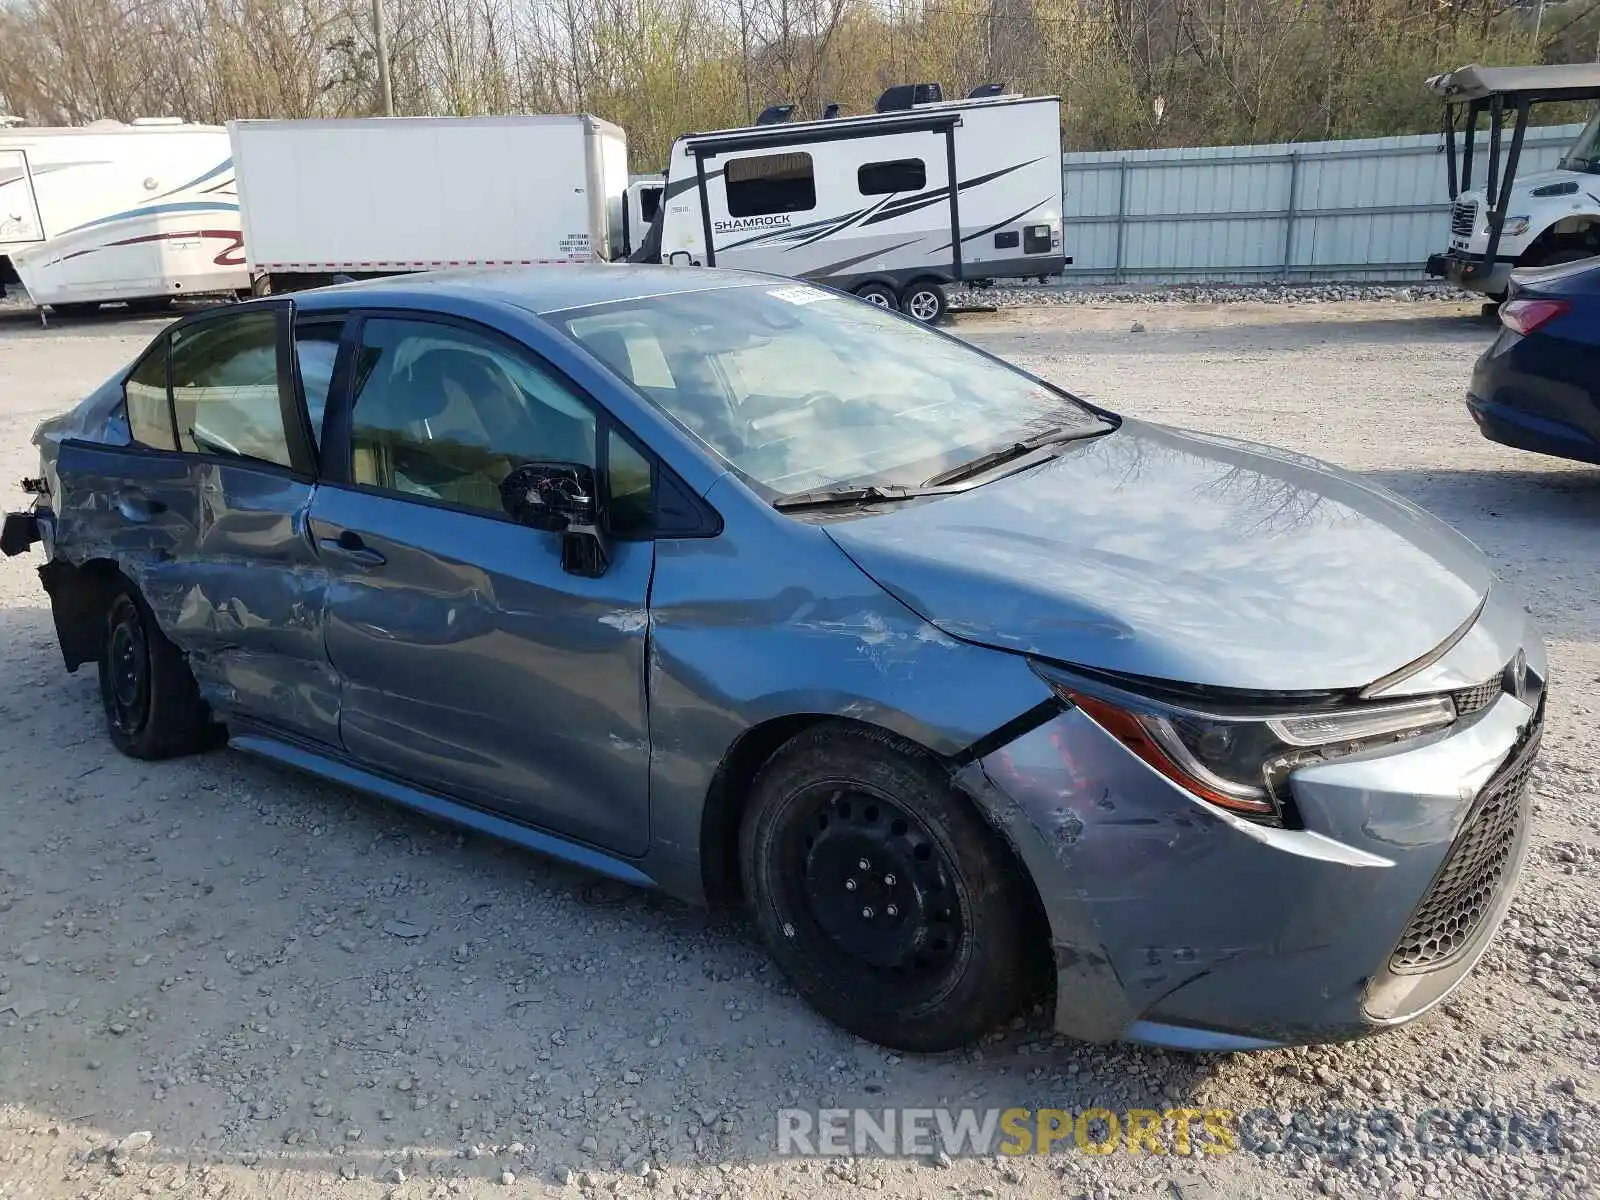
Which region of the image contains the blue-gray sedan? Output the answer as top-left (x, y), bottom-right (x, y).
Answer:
top-left (2, 267), bottom-right (1546, 1053)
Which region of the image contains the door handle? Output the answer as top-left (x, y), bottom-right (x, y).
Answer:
top-left (318, 530), bottom-right (386, 567)
top-left (115, 488), bottom-right (167, 522)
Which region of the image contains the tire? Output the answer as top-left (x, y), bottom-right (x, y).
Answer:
top-left (853, 282), bottom-right (900, 310)
top-left (51, 302), bottom-right (101, 318)
top-left (250, 273), bottom-right (273, 297)
top-left (901, 279), bottom-right (948, 324)
top-left (739, 722), bottom-right (1038, 1052)
top-left (99, 580), bottom-right (218, 760)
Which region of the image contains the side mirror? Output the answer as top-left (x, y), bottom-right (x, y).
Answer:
top-left (499, 462), bottom-right (611, 578)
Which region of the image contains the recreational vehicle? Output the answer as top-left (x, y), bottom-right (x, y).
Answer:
top-left (642, 85), bottom-right (1067, 321)
top-left (1, 119), bottom-right (245, 312)
top-left (230, 115), bottom-right (631, 294)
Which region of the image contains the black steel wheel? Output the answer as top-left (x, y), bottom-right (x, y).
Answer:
top-left (98, 579), bottom-right (219, 759)
top-left (740, 722), bottom-right (1040, 1051)
top-left (102, 593), bottom-right (152, 744)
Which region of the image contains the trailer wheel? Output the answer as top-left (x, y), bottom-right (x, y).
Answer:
top-left (250, 274), bottom-right (273, 298)
top-left (902, 280), bottom-right (948, 324)
top-left (853, 282), bottom-right (900, 310)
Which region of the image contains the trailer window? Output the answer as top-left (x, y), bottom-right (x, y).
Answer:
top-left (725, 153), bottom-right (816, 218)
top-left (858, 159), bottom-right (926, 196)
top-left (125, 340), bottom-right (177, 451)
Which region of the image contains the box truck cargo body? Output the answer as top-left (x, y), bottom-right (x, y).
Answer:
top-left (229, 115), bottom-right (630, 292)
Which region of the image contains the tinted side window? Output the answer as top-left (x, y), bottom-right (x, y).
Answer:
top-left (294, 319), bottom-right (344, 449)
top-left (349, 318), bottom-right (597, 516)
top-left (124, 340), bottom-right (175, 450)
top-left (170, 311), bottom-right (291, 467)
top-left (858, 159), bottom-right (926, 196)
top-left (607, 430), bottom-right (653, 536)
top-left (639, 186), bottom-right (662, 224)
top-left (725, 153), bottom-right (815, 218)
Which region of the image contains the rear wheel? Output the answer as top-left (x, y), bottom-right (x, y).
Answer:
top-left (901, 280), bottom-right (948, 324)
top-left (739, 722), bottom-right (1038, 1052)
top-left (99, 580), bottom-right (219, 760)
top-left (853, 281), bottom-right (900, 310)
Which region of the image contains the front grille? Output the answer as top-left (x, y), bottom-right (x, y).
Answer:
top-left (1451, 674), bottom-right (1504, 718)
top-left (1389, 711), bottom-right (1542, 974)
top-left (1451, 200), bottom-right (1478, 239)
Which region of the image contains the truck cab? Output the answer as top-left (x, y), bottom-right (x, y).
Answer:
top-left (1426, 64), bottom-right (1600, 299)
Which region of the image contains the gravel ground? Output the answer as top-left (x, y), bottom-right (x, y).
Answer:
top-left (0, 297), bottom-right (1597, 1200)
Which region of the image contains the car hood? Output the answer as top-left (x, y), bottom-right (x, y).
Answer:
top-left (824, 421), bottom-right (1491, 693)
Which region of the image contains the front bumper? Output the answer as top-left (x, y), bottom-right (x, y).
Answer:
top-left (963, 633), bottom-right (1546, 1049)
top-left (1427, 250), bottom-right (1514, 297)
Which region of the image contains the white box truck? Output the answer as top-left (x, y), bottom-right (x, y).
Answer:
top-left (2, 118), bottom-right (246, 313)
top-left (229, 115), bottom-right (631, 293)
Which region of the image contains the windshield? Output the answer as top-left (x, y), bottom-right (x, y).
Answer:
top-left (558, 283), bottom-right (1113, 498)
top-left (1560, 109), bottom-right (1600, 175)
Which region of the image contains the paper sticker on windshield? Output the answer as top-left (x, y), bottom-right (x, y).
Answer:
top-left (768, 285), bottom-right (825, 305)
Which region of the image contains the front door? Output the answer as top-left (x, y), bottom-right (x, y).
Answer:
top-left (308, 314), bottom-right (654, 857)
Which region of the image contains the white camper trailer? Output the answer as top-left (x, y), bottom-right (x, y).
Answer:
top-left (230, 115), bottom-right (631, 293)
top-left (644, 86), bottom-right (1066, 321)
top-left (0, 119), bottom-right (245, 312)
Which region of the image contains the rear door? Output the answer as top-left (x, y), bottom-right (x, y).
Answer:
top-left (0, 149), bottom-right (44, 244)
top-left (704, 130), bottom-right (953, 281)
top-left (53, 301), bottom-right (338, 743)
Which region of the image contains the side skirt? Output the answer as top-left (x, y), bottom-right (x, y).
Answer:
top-left (229, 728), bottom-right (658, 889)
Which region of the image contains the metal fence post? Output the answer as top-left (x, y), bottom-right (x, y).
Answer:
top-left (1280, 150), bottom-right (1300, 282)
top-left (1114, 158), bottom-right (1130, 284)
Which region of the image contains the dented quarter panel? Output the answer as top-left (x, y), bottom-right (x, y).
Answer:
top-left (47, 439), bottom-right (339, 745)
top-left (645, 473), bottom-right (1059, 867)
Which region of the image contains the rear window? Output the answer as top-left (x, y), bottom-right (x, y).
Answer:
top-left (124, 340), bottom-right (175, 450)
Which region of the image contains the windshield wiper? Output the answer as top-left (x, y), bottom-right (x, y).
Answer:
top-left (921, 424), bottom-right (1105, 488)
top-left (772, 483), bottom-right (936, 512)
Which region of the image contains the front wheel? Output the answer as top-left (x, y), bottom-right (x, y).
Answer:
top-left (739, 723), bottom-right (1039, 1052)
top-left (901, 280), bottom-right (948, 324)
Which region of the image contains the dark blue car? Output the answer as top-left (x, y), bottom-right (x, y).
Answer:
top-left (1468, 255), bottom-right (1600, 464)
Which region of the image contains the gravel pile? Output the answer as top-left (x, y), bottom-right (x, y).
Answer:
top-left (953, 280), bottom-right (1477, 309)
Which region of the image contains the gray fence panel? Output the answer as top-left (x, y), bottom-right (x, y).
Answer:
top-left (1060, 125), bottom-right (1585, 284)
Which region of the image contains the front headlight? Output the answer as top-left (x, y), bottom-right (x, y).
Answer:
top-left (1501, 215), bottom-right (1531, 238)
top-left (1032, 666), bottom-right (1457, 820)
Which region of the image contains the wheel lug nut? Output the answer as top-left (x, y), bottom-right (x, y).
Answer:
top-left (844, 878), bottom-right (857, 891)
top-left (858, 858), bottom-right (870, 871)
top-left (886, 905), bottom-right (899, 918)
top-left (861, 906), bottom-right (874, 919)
top-left (884, 874), bottom-right (896, 886)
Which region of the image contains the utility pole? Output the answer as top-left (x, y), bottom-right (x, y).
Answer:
top-left (373, 0), bottom-right (395, 116)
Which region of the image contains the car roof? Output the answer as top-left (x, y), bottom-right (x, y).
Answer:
top-left (291, 264), bottom-right (771, 317)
